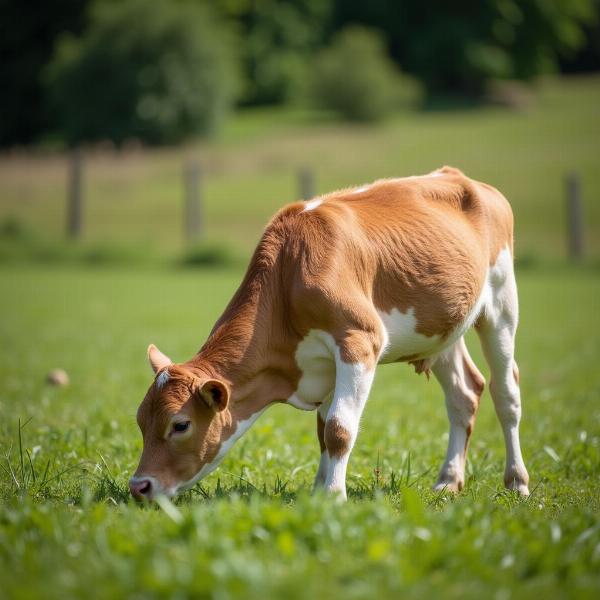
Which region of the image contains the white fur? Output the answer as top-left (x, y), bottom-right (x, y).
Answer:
top-left (155, 370), bottom-right (170, 389)
top-left (287, 330), bottom-right (337, 410)
top-left (352, 185), bottom-right (370, 193)
top-left (477, 245), bottom-right (529, 494)
top-left (303, 198), bottom-right (323, 212)
top-left (323, 352), bottom-right (375, 499)
top-left (431, 338), bottom-right (477, 491)
top-left (484, 245), bottom-right (515, 321)
top-left (377, 307), bottom-right (442, 363)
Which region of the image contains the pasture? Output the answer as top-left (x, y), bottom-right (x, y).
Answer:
top-left (1, 75), bottom-right (600, 598)
top-left (1, 264), bottom-right (599, 598)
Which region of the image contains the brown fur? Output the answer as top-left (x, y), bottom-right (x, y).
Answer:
top-left (132, 167), bottom-right (515, 491)
top-left (317, 412), bottom-right (326, 454)
top-left (324, 417), bottom-right (352, 458)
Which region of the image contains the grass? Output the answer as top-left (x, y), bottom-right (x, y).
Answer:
top-left (0, 75), bottom-right (599, 259)
top-left (0, 264), bottom-right (599, 598)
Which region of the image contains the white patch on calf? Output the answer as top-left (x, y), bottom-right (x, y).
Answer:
top-left (324, 345), bottom-right (375, 499)
top-left (155, 370), bottom-right (170, 389)
top-left (287, 329), bottom-right (337, 410)
top-left (486, 245), bottom-right (514, 315)
top-left (377, 307), bottom-right (442, 363)
top-left (377, 271), bottom-right (491, 366)
top-left (303, 198), bottom-right (323, 212)
top-left (477, 244), bottom-right (529, 494)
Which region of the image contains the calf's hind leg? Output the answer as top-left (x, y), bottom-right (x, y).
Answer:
top-left (477, 322), bottom-right (530, 495)
top-left (432, 337), bottom-right (485, 492)
top-left (476, 250), bottom-right (529, 495)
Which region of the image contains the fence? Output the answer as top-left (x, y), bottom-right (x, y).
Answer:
top-left (65, 153), bottom-right (586, 260)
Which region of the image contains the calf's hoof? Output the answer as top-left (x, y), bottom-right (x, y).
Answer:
top-left (505, 468), bottom-right (530, 496)
top-left (505, 479), bottom-right (530, 496)
top-left (433, 478), bottom-right (464, 493)
top-left (323, 485), bottom-right (348, 503)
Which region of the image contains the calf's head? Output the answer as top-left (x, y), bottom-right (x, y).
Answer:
top-left (129, 344), bottom-right (230, 501)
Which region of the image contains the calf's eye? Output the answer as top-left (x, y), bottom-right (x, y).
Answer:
top-left (172, 421), bottom-right (191, 434)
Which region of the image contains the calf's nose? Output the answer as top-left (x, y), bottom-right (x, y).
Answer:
top-left (129, 477), bottom-right (153, 501)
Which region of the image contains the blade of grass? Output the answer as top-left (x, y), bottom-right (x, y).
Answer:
top-left (18, 418), bottom-right (24, 486)
top-left (26, 449), bottom-right (36, 484)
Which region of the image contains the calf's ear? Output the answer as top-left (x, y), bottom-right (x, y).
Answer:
top-left (147, 344), bottom-right (172, 373)
top-left (196, 379), bottom-right (230, 412)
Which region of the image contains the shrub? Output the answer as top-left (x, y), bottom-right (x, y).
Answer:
top-left (45, 0), bottom-right (239, 145)
top-left (334, 1), bottom-right (598, 100)
top-left (179, 242), bottom-right (242, 268)
top-left (310, 27), bottom-right (419, 121)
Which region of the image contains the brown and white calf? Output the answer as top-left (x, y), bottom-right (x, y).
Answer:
top-left (130, 166), bottom-right (530, 501)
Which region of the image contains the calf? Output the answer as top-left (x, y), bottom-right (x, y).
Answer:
top-left (130, 167), bottom-right (530, 501)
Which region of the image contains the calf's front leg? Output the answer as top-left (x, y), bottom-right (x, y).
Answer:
top-left (322, 340), bottom-right (376, 500)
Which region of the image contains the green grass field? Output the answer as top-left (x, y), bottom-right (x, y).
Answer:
top-left (1, 75), bottom-right (600, 598)
top-left (1, 264), bottom-right (599, 599)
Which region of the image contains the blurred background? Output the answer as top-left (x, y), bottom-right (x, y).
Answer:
top-left (0, 0), bottom-right (599, 264)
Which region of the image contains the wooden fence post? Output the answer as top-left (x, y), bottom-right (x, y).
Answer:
top-left (67, 148), bottom-right (83, 239)
top-left (565, 172), bottom-right (584, 261)
top-left (299, 167), bottom-right (315, 200)
top-left (184, 159), bottom-right (202, 244)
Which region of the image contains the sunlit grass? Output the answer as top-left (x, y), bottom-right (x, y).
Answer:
top-left (0, 264), bottom-right (599, 597)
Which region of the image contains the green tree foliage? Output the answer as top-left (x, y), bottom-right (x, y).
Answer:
top-left (212, 0), bottom-right (333, 105)
top-left (334, 0), bottom-right (598, 97)
top-left (0, 0), bottom-right (87, 146)
top-left (310, 27), bottom-right (419, 121)
top-left (45, 0), bottom-right (239, 145)
top-left (1, 0), bottom-right (598, 147)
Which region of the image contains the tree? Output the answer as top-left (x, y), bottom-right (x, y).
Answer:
top-left (334, 0), bottom-right (598, 98)
top-left (212, 0), bottom-right (334, 105)
top-left (0, 0), bottom-right (88, 146)
top-left (45, 0), bottom-right (239, 145)
top-left (311, 27), bottom-right (419, 121)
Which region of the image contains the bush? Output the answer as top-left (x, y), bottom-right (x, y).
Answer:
top-left (45, 0), bottom-right (239, 145)
top-left (334, 0), bottom-right (598, 99)
top-left (310, 27), bottom-right (419, 121)
top-left (179, 242), bottom-right (242, 268)
top-left (224, 0), bottom-right (333, 105)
